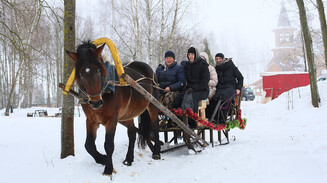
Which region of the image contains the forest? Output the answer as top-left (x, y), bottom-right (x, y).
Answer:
top-left (1, 0), bottom-right (326, 112)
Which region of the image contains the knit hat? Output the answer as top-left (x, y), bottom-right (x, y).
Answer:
top-left (215, 53), bottom-right (224, 59)
top-left (164, 50), bottom-right (175, 60)
top-left (187, 47), bottom-right (196, 58)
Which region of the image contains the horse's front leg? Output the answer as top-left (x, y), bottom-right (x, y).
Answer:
top-left (85, 119), bottom-right (106, 165)
top-left (121, 120), bottom-right (137, 166)
top-left (103, 123), bottom-right (117, 177)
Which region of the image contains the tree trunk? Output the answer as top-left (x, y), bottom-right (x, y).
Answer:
top-left (61, 0), bottom-right (76, 159)
top-left (168, 0), bottom-right (178, 50)
top-left (4, 60), bottom-right (23, 116)
top-left (296, 0), bottom-right (320, 107)
top-left (301, 32), bottom-right (308, 72)
top-left (145, 0), bottom-right (153, 68)
top-left (316, 0), bottom-right (327, 68)
top-left (47, 63), bottom-right (51, 107)
top-left (158, 0), bottom-right (165, 66)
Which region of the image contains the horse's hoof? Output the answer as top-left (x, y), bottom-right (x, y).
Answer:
top-left (123, 160), bottom-right (132, 166)
top-left (152, 154), bottom-right (161, 160)
top-left (102, 168), bottom-right (117, 180)
top-left (102, 173), bottom-right (113, 180)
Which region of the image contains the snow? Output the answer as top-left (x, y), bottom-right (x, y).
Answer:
top-left (1, 81), bottom-right (327, 183)
top-left (260, 71), bottom-right (309, 76)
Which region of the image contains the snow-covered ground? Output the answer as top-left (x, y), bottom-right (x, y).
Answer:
top-left (1, 81), bottom-right (326, 183)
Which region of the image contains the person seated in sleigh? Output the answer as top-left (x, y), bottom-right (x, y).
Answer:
top-left (173, 47), bottom-right (210, 128)
top-left (205, 53), bottom-right (244, 124)
top-left (156, 50), bottom-right (186, 109)
top-left (156, 51), bottom-right (186, 128)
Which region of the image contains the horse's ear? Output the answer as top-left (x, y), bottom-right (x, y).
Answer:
top-left (94, 43), bottom-right (106, 59)
top-left (66, 50), bottom-right (78, 62)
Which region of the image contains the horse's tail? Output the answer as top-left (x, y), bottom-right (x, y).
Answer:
top-left (138, 110), bottom-right (152, 149)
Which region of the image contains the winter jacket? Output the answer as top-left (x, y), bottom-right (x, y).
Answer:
top-left (184, 52), bottom-right (210, 93)
top-left (155, 61), bottom-right (185, 92)
top-left (214, 59), bottom-right (243, 100)
top-left (173, 48), bottom-right (209, 113)
top-left (200, 52), bottom-right (218, 100)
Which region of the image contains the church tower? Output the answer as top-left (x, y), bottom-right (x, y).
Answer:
top-left (266, 1), bottom-right (300, 72)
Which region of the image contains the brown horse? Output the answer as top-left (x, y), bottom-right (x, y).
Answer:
top-left (66, 41), bottom-right (160, 177)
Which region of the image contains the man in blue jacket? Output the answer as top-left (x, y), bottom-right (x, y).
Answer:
top-left (156, 50), bottom-right (186, 108)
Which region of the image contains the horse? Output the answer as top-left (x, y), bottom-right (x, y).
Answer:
top-left (66, 41), bottom-right (161, 178)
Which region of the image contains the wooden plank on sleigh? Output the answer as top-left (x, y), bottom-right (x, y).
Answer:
top-left (121, 73), bottom-right (209, 148)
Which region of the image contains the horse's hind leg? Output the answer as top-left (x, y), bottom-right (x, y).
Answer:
top-left (85, 119), bottom-right (106, 165)
top-left (147, 105), bottom-right (161, 159)
top-left (121, 120), bottom-right (137, 166)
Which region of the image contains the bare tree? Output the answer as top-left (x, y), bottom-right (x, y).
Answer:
top-left (61, 0), bottom-right (75, 159)
top-left (296, 0), bottom-right (320, 107)
top-left (1, 0), bottom-right (43, 115)
top-left (144, 0), bottom-right (154, 67)
top-left (316, 0), bottom-right (327, 68)
top-left (157, 0), bottom-right (165, 66)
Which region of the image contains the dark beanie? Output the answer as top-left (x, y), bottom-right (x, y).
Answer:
top-left (215, 53), bottom-right (224, 59)
top-left (187, 47), bottom-right (196, 58)
top-left (164, 50), bottom-right (175, 60)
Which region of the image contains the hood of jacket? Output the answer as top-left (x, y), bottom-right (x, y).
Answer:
top-left (187, 47), bottom-right (202, 64)
top-left (216, 58), bottom-right (232, 67)
top-left (200, 52), bottom-right (210, 65)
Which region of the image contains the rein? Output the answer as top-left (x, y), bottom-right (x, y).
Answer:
top-left (78, 72), bottom-right (163, 99)
top-left (106, 77), bottom-right (163, 91)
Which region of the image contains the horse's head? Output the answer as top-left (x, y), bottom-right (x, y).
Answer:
top-left (66, 41), bottom-right (108, 110)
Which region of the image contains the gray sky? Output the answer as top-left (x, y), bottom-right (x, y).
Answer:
top-left (194, 0), bottom-right (282, 55)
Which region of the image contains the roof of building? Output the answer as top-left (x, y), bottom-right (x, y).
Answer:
top-left (278, 1), bottom-right (291, 27)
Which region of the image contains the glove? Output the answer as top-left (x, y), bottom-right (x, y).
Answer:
top-left (187, 88), bottom-right (194, 93)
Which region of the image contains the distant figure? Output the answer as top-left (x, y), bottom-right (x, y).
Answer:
top-left (173, 47), bottom-right (210, 128)
top-left (155, 50), bottom-right (185, 108)
top-left (103, 54), bottom-right (115, 93)
top-left (200, 52), bottom-right (218, 100)
top-left (206, 53), bottom-right (244, 124)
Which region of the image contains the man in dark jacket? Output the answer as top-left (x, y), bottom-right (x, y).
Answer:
top-left (156, 50), bottom-right (185, 108)
top-left (206, 53), bottom-right (244, 124)
top-left (173, 47), bottom-right (210, 127)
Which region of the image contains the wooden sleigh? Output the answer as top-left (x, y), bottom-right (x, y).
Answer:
top-left (158, 93), bottom-right (243, 153)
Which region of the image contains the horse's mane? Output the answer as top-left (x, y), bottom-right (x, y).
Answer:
top-left (75, 40), bottom-right (105, 76)
top-left (124, 61), bottom-right (156, 82)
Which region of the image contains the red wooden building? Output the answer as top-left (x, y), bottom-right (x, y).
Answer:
top-left (261, 72), bottom-right (310, 100)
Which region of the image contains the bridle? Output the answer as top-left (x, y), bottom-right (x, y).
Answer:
top-left (78, 66), bottom-right (108, 99)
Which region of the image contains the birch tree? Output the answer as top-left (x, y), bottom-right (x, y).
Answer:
top-left (157, 0), bottom-right (165, 65)
top-left (1, 0), bottom-right (43, 115)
